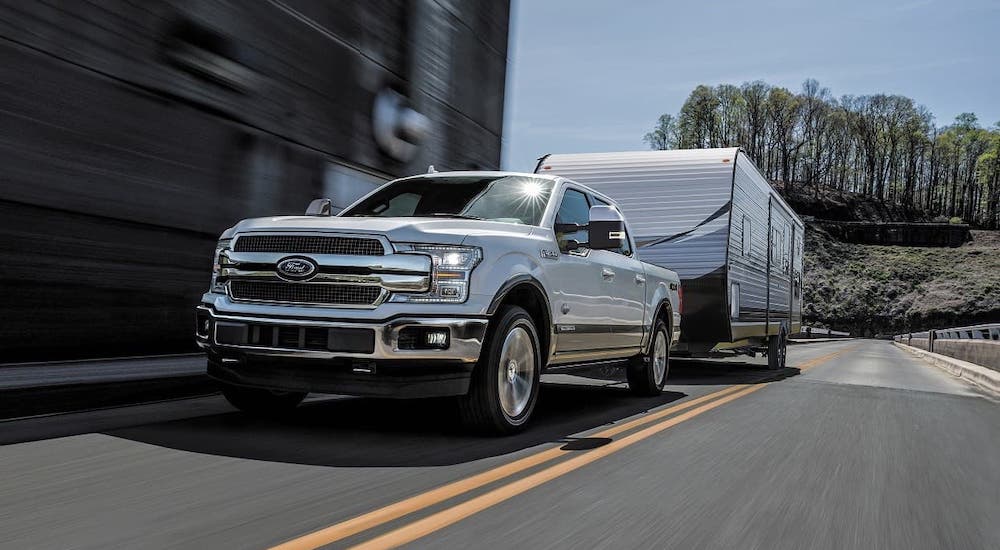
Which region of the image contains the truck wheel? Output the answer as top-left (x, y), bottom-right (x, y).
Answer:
top-left (220, 383), bottom-right (306, 416)
top-left (458, 305), bottom-right (541, 435)
top-left (628, 319), bottom-right (669, 396)
top-left (767, 327), bottom-right (787, 370)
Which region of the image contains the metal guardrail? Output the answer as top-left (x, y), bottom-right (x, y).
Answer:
top-left (933, 324), bottom-right (1000, 340)
top-left (894, 323), bottom-right (1000, 374)
top-left (894, 323), bottom-right (1000, 363)
top-left (894, 324), bottom-right (1000, 343)
top-left (792, 326), bottom-right (851, 339)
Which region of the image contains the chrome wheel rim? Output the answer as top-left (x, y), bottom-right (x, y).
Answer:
top-left (653, 329), bottom-right (668, 385)
top-left (497, 325), bottom-right (536, 419)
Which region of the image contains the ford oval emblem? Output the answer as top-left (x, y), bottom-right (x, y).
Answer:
top-left (276, 256), bottom-right (318, 281)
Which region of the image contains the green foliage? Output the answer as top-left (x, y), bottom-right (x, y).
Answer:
top-left (642, 114), bottom-right (679, 150)
top-left (643, 80), bottom-right (1000, 228)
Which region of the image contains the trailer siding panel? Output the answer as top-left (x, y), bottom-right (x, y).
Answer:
top-left (728, 157), bottom-right (771, 324)
top-left (537, 149), bottom-right (736, 280)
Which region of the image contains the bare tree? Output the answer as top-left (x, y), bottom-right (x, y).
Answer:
top-left (642, 79), bottom-right (1000, 227)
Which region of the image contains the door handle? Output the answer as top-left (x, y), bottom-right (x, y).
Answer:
top-left (634, 274), bottom-right (645, 285)
top-left (602, 268), bottom-right (615, 280)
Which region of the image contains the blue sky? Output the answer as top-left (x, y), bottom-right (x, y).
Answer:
top-left (501, 0), bottom-right (1000, 170)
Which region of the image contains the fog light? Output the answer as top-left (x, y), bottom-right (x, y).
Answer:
top-left (438, 285), bottom-right (461, 298)
top-left (398, 327), bottom-right (450, 350)
top-left (196, 313), bottom-right (211, 338)
top-left (425, 329), bottom-right (449, 347)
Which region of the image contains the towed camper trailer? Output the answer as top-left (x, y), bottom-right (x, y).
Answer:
top-left (536, 148), bottom-right (803, 369)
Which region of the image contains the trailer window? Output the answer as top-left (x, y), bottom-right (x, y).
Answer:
top-left (770, 228), bottom-right (778, 267)
top-left (771, 225), bottom-right (790, 273)
top-left (780, 227), bottom-right (790, 273)
top-left (730, 282), bottom-right (740, 319)
top-left (741, 215), bottom-right (751, 257)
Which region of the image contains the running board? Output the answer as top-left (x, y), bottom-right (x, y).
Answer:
top-left (543, 358), bottom-right (630, 373)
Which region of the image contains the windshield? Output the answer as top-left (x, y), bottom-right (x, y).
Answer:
top-left (341, 175), bottom-right (555, 226)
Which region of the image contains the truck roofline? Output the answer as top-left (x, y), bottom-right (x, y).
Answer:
top-left (391, 170), bottom-right (563, 183)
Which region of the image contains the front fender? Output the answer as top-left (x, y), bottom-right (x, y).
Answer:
top-left (471, 247), bottom-right (546, 298)
top-left (468, 246), bottom-right (555, 361)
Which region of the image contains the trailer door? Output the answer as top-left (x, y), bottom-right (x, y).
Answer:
top-left (790, 228), bottom-right (803, 331)
top-left (788, 225), bottom-right (797, 322)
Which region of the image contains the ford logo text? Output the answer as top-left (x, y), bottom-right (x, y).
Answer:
top-left (276, 256), bottom-right (318, 281)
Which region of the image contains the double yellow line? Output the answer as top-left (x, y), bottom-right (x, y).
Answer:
top-left (272, 347), bottom-right (852, 550)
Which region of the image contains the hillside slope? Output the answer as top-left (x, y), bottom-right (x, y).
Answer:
top-left (771, 183), bottom-right (999, 335)
top-left (802, 227), bottom-right (1000, 336)
top-left (777, 182), bottom-right (937, 223)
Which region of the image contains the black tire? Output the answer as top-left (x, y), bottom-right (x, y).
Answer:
top-left (458, 305), bottom-right (541, 435)
top-left (220, 383), bottom-right (306, 416)
top-left (767, 326), bottom-right (788, 370)
top-left (628, 319), bottom-right (670, 396)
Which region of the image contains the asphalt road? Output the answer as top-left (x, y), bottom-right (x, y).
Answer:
top-left (1, 340), bottom-right (997, 549)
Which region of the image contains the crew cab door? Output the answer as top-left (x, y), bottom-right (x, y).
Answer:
top-left (589, 197), bottom-right (646, 352)
top-left (548, 187), bottom-right (606, 355)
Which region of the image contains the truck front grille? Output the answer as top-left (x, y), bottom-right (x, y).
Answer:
top-left (229, 281), bottom-right (382, 306)
top-left (233, 235), bottom-right (384, 256)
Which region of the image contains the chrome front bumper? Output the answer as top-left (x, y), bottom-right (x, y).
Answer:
top-left (195, 306), bottom-right (488, 363)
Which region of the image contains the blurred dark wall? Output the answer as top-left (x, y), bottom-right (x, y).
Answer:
top-left (0, 0), bottom-right (510, 361)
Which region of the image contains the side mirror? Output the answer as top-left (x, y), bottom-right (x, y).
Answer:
top-left (306, 198), bottom-right (332, 216)
top-left (588, 205), bottom-right (625, 250)
top-left (562, 239), bottom-right (583, 252)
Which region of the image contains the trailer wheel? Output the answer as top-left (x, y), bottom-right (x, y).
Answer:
top-left (220, 383), bottom-right (306, 416)
top-left (767, 327), bottom-right (787, 370)
top-left (628, 319), bottom-right (670, 396)
top-left (458, 305), bottom-right (541, 435)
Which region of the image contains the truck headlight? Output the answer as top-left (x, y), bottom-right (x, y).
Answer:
top-left (390, 244), bottom-right (482, 303)
top-left (210, 238), bottom-right (232, 294)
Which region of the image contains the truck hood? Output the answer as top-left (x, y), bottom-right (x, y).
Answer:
top-left (223, 216), bottom-right (535, 245)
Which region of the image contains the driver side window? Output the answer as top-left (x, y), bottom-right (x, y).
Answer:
top-left (555, 188), bottom-right (590, 250)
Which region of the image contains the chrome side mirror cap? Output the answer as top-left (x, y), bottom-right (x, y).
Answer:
top-left (589, 205), bottom-right (625, 250)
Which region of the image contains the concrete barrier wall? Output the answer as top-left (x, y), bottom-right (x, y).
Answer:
top-left (909, 337), bottom-right (931, 351)
top-left (931, 340), bottom-right (1000, 373)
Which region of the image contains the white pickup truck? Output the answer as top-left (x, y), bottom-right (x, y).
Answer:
top-left (196, 171), bottom-right (681, 433)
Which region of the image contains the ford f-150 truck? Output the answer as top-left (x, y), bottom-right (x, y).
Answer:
top-left (196, 172), bottom-right (681, 433)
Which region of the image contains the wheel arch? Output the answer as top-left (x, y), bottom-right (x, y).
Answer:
top-left (487, 275), bottom-right (553, 364)
top-left (647, 298), bottom-right (674, 351)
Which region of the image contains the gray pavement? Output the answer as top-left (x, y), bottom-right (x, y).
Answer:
top-left (0, 340), bottom-right (997, 549)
